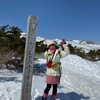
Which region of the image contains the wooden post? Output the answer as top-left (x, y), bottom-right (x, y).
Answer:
top-left (20, 16), bottom-right (38, 100)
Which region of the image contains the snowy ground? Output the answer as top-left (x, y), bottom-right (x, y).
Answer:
top-left (0, 54), bottom-right (100, 100)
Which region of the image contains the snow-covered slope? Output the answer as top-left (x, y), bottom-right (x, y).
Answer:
top-left (0, 54), bottom-right (100, 100)
top-left (67, 40), bottom-right (100, 53)
top-left (35, 36), bottom-right (100, 53)
top-left (79, 40), bottom-right (100, 45)
top-left (20, 34), bottom-right (100, 53)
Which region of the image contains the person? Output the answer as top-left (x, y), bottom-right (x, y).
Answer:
top-left (42, 40), bottom-right (70, 100)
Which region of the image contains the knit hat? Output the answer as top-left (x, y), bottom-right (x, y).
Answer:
top-left (47, 40), bottom-right (57, 48)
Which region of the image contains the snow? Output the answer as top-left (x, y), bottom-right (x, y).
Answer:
top-left (20, 32), bottom-right (26, 38)
top-left (0, 69), bottom-right (22, 100)
top-left (0, 54), bottom-right (100, 100)
top-left (20, 35), bottom-right (100, 53)
top-left (36, 36), bottom-right (45, 42)
top-left (36, 36), bottom-right (100, 53)
top-left (67, 41), bottom-right (100, 53)
top-left (72, 40), bottom-right (81, 43)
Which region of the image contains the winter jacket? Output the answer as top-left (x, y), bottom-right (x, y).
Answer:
top-left (44, 44), bottom-right (70, 76)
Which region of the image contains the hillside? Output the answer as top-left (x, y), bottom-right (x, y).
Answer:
top-left (0, 54), bottom-right (100, 100)
top-left (36, 36), bottom-right (100, 53)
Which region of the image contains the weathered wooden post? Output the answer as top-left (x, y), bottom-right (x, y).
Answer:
top-left (20, 16), bottom-right (38, 100)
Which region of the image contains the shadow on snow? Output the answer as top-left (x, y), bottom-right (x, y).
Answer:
top-left (56, 92), bottom-right (90, 100)
top-left (0, 76), bottom-right (21, 83)
top-left (33, 63), bottom-right (46, 76)
top-left (35, 92), bottom-right (90, 100)
top-left (14, 63), bottom-right (46, 76)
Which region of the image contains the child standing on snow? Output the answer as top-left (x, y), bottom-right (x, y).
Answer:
top-left (42, 40), bottom-right (70, 100)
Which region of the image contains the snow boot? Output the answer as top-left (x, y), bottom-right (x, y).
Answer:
top-left (42, 93), bottom-right (48, 100)
top-left (50, 94), bottom-right (56, 100)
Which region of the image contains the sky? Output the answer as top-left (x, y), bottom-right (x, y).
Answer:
top-left (0, 0), bottom-right (100, 42)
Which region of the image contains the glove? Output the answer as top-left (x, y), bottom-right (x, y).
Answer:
top-left (61, 39), bottom-right (66, 44)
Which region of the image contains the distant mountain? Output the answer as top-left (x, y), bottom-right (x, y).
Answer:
top-left (68, 40), bottom-right (100, 53)
top-left (36, 36), bottom-right (100, 53)
top-left (79, 40), bottom-right (100, 45)
top-left (21, 34), bottom-right (100, 53)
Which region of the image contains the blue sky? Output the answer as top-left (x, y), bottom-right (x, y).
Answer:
top-left (0, 0), bottom-right (100, 42)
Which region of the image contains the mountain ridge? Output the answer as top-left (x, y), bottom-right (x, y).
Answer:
top-left (35, 36), bottom-right (100, 53)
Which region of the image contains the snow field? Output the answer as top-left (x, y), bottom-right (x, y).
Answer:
top-left (0, 55), bottom-right (100, 100)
